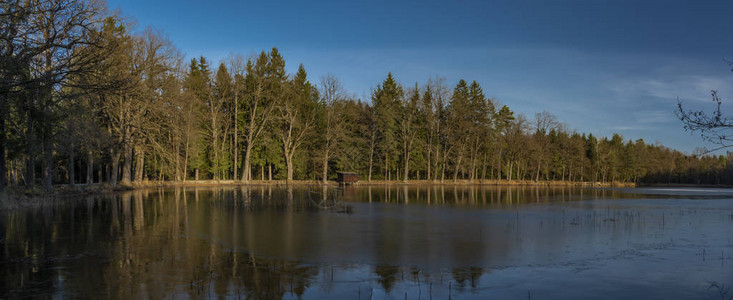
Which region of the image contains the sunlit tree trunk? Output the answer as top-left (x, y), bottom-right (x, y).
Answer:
top-left (242, 145), bottom-right (252, 181)
top-left (233, 96), bottom-right (238, 181)
top-left (507, 161), bottom-right (513, 182)
top-left (384, 153), bottom-right (388, 181)
top-left (122, 140), bottom-right (132, 184)
top-left (211, 113), bottom-right (219, 180)
top-left (403, 140), bottom-right (409, 182)
top-left (284, 151), bottom-right (294, 181)
top-left (135, 147), bottom-right (144, 182)
top-left (481, 153), bottom-right (488, 181)
top-left (183, 136), bottom-right (190, 182)
top-left (433, 146), bottom-right (440, 181)
top-left (322, 152), bottom-right (329, 184)
top-left (426, 147), bottom-right (431, 183)
top-left (368, 131), bottom-right (375, 182)
top-left (453, 152), bottom-right (463, 182)
top-left (174, 140), bottom-right (181, 181)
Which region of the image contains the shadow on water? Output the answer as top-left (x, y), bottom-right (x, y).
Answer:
top-left (0, 185), bottom-right (732, 299)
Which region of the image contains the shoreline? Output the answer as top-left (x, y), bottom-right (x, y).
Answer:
top-left (5, 179), bottom-right (733, 211)
top-left (107, 179), bottom-right (637, 188)
top-left (6, 179), bottom-right (706, 211)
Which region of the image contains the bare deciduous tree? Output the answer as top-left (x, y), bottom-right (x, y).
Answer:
top-left (677, 90), bottom-right (733, 154)
top-left (318, 74), bottom-right (346, 184)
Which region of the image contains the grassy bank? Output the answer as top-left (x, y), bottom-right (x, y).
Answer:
top-left (1, 179), bottom-right (635, 211)
top-left (103, 179), bottom-right (637, 189)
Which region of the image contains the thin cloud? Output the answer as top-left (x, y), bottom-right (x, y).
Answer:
top-left (607, 74), bottom-right (733, 103)
top-left (633, 110), bottom-right (675, 124)
top-left (610, 125), bottom-right (652, 131)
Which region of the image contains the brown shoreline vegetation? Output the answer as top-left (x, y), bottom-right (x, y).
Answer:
top-left (0, 179), bottom-right (638, 211)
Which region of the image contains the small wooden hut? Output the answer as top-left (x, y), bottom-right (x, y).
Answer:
top-left (336, 172), bottom-right (359, 184)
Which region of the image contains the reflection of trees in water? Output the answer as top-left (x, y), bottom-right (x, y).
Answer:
top-left (0, 189), bottom-right (320, 299)
top-left (375, 265), bottom-right (400, 292)
top-left (0, 186), bottom-right (499, 298)
top-left (452, 267), bottom-right (484, 289)
top-left (1, 185), bottom-right (652, 298)
top-left (228, 253), bottom-right (317, 300)
top-left (350, 185), bottom-right (632, 207)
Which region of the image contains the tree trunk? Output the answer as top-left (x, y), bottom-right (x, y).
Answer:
top-left (233, 97), bottom-right (238, 181)
top-left (580, 166), bottom-right (584, 182)
top-left (110, 149), bottom-right (120, 186)
top-left (322, 152), bottom-right (329, 184)
top-left (26, 149), bottom-right (34, 187)
top-left (268, 163), bottom-right (272, 180)
top-left (496, 149), bottom-right (503, 181)
top-left (441, 161), bottom-right (446, 182)
top-left (283, 137), bottom-right (294, 181)
top-left (481, 153), bottom-right (488, 181)
top-left (211, 115), bottom-right (219, 180)
top-left (285, 153), bottom-right (294, 181)
top-left (158, 154), bottom-right (163, 181)
top-left (10, 161), bottom-right (17, 185)
top-left (453, 155), bottom-right (463, 182)
top-left (183, 136), bottom-right (189, 182)
top-left (384, 153), bottom-right (388, 181)
top-left (426, 147), bottom-right (431, 183)
top-left (135, 147), bottom-right (144, 182)
top-left (368, 135), bottom-right (374, 182)
top-left (469, 145), bottom-right (477, 181)
top-left (0, 99), bottom-right (6, 191)
top-left (403, 146), bottom-right (409, 182)
top-left (77, 153), bottom-right (82, 184)
top-left (68, 143), bottom-right (75, 185)
top-left (121, 140), bottom-right (132, 184)
top-left (433, 146), bottom-right (440, 181)
top-left (42, 134), bottom-right (52, 190)
top-left (561, 165), bottom-right (565, 181)
top-left (174, 141), bottom-right (181, 181)
top-left (87, 150), bottom-right (94, 184)
top-left (242, 145), bottom-right (252, 182)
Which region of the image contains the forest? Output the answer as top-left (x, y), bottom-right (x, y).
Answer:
top-left (1, 0), bottom-right (732, 192)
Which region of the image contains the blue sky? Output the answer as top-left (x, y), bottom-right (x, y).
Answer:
top-left (106, 0), bottom-right (733, 154)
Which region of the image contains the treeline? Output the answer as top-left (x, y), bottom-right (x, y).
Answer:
top-left (1, 0), bottom-right (730, 191)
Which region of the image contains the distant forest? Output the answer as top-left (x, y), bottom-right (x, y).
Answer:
top-left (1, 0), bottom-right (731, 191)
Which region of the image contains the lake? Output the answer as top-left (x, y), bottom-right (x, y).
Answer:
top-left (1, 185), bottom-right (732, 299)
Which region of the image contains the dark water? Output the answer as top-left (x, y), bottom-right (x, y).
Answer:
top-left (1, 185), bottom-right (732, 299)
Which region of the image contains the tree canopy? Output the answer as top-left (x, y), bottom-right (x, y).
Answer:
top-left (1, 0), bottom-right (729, 191)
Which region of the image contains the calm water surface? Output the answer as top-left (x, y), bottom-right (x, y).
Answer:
top-left (1, 185), bottom-right (732, 299)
